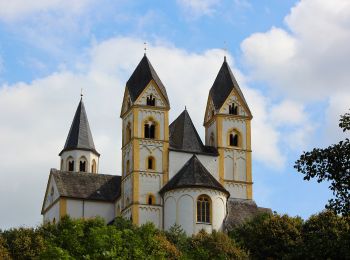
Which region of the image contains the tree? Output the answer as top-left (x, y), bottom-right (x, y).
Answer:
top-left (230, 212), bottom-right (303, 259)
top-left (301, 210), bottom-right (350, 259)
top-left (294, 110), bottom-right (350, 215)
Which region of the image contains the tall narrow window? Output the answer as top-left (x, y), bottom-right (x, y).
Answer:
top-left (147, 156), bottom-right (155, 170)
top-left (126, 122), bottom-right (132, 143)
top-left (126, 160), bottom-right (130, 175)
top-left (146, 94), bottom-right (155, 106)
top-left (68, 160), bottom-right (74, 172)
top-left (144, 122), bottom-right (156, 139)
top-left (209, 133), bottom-right (215, 147)
top-left (147, 194), bottom-right (155, 205)
top-left (91, 159), bottom-right (97, 173)
top-left (229, 133), bottom-right (238, 147)
top-left (80, 161), bottom-right (86, 172)
top-left (229, 103), bottom-right (238, 115)
top-left (197, 195), bottom-right (211, 223)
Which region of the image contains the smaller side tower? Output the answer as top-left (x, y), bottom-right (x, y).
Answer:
top-left (59, 97), bottom-right (100, 173)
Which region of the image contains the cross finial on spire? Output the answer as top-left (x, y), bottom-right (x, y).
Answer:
top-left (185, 105), bottom-right (187, 110)
top-left (80, 88), bottom-right (83, 100)
top-left (144, 42), bottom-right (147, 56)
top-left (223, 41), bottom-right (228, 62)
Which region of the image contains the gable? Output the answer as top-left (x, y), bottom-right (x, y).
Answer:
top-left (219, 89), bottom-right (251, 117)
top-left (42, 174), bottom-right (60, 214)
top-left (120, 88), bottom-right (132, 117)
top-left (203, 95), bottom-right (216, 125)
top-left (134, 80), bottom-right (168, 108)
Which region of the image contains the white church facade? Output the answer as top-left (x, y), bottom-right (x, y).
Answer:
top-left (42, 55), bottom-right (267, 235)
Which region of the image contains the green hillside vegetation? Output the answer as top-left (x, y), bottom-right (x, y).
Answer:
top-left (1, 211), bottom-right (349, 259)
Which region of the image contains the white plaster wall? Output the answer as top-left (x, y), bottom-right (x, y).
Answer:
top-left (224, 183), bottom-right (247, 199)
top-left (222, 118), bottom-right (246, 149)
top-left (139, 205), bottom-right (162, 228)
top-left (60, 150), bottom-right (99, 173)
top-left (122, 207), bottom-right (132, 221)
top-left (224, 149), bottom-right (246, 181)
top-left (135, 83), bottom-right (166, 108)
top-left (122, 111), bottom-right (133, 145)
top-left (123, 144), bottom-right (133, 176)
top-left (139, 173), bottom-right (162, 205)
top-left (205, 120), bottom-right (216, 146)
top-left (66, 199), bottom-right (115, 223)
top-left (139, 141), bottom-right (163, 172)
top-left (43, 201), bottom-right (59, 224)
top-left (169, 151), bottom-right (219, 181)
top-left (137, 110), bottom-right (165, 140)
top-left (123, 174), bottom-right (132, 207)
top-left (163, 188), bottom-right (227, 235)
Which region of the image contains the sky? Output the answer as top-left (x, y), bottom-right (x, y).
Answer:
top-left (0, 0), bottom-right (349, 229)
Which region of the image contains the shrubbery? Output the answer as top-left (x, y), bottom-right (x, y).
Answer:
top-left (1, 211), bottom-right (349, 259)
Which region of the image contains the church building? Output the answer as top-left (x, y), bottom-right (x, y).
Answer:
top-left (41, 54), bottom-right (268, 235)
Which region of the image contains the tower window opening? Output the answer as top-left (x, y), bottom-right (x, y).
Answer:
top-left (80, 161), bottom-right (86, 172)
top-left (126, 160), bottom-right (130, 175)
top-left (229, 104), bottom-right (238, 115)
top-left (68, 160), bottom-right (74, 172)
top-left (147, 194), bottom-right (155, 205)
top-left (126, 122), bottom-right (132, 143)
top-left (146, 94), bottom-right (156, 106)
top-left (229, 133), bottom-right (238, 147)
top-left (197, 195), bottom-right (211, 223)
top-left (144, 123), bottom-right (156, 139)
top-left (147, 156), bottom-right (155, 170)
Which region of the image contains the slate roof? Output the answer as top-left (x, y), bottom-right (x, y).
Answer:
top-left (209, 58), bottom-right (251, 114)
top-left (59, 99), bottom-right (99, 156)
top-left (159, 155), bottom-right (229, 195)
top-left (169, 109), bottom-right (218, 155)
top-left (126, 55), bottom-right (169, 105)
top-left (51, 169), bottom-right (121, 201)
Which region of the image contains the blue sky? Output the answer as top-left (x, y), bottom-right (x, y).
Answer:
top-left (0, 0), bottom-right (349, 229)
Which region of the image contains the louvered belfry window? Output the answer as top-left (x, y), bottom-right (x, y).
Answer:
top-left (197, 195), bottom-right (211, 223)
top-left (146, 95), bottom-right (155, 106)
top-left (144, 124), bottom-right (155, 139)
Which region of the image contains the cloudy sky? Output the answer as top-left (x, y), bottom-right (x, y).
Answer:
top-left (0, 0), bottom-right (349, 229)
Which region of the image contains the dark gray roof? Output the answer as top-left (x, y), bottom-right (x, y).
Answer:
top-left (209, 58), bottom-right (251, 114)
top-left (169, 109), bottom-right (218, 155)
top-left (160, 155), bottom-right (228, 195)
top-left (126, 55), bottom-right (169, 105)
top-left (51, 169), bottom-right (121, 201)
top-left (224, 199), bottom-right (272, 230)
top-left (59, 99), bottom-right (99, 156)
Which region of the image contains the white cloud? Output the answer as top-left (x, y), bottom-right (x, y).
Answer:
top-left (0, 37), bottom-right (286, 228)
top-left (241, 0), bottom-right (350, 101)
top-left (177, 0), bottom-right (220, 17)
top-left (270, 100), bottom-right (306, 126)
top-left (0, 0), bottom-right (92, 21)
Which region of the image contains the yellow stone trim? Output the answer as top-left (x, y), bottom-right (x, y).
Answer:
top-left (163, 142), bottom-right (169, 185)
top-left (216, 116), bottom-right (222, 147)
top-left (226, 128), bottom-right (243, 148)
top-left (132, 204), bottom-right (139, 225)
top-left (164, 111), bottom-right (169, 141)
top-left (218, 88), bottom-right (252, 118)
top-left (133, 107), bottom-right (139, 138)
top-left (59, 198), bottom-right (67, 219)
top-left (141, 116), bottom-right (160, 139)
top-left (246, 120), bottom-right (251, 150)
top-left (246, 151), bottom-right (253, 199)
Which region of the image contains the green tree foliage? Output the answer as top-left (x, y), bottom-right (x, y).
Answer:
top-left (230, 212), bottom-right (303, 259)
top-left (0, 235), bottom-right (11, 260)
top-left (295, 110), bottom-right (350, 215)
top-left (301, 210), bottom-right (350, 259)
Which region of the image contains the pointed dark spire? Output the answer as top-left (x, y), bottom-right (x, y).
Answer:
top-left (159, 155), bottom-right (229, 195)
top-left (59, 99), bottom-right (99, 156)
top-left (209, 59), bottom-right (251, 114)
top-left (126, 55), bottom-right (169, 105)
top-left (169, 109), bottom-right (217, 155)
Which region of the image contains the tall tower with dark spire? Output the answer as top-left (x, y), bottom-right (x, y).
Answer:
top-left (119, 55), bottom-right (170, 226)
top-left (59, 97), bottom-right (100, 173)
top-left (203, 57), bottom-right (253, 200)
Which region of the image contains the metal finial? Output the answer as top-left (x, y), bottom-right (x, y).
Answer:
top-left (80, 88), bottom-right (83, 100)
top-left (144, 42), bottom-right (147, 56)
top-left (223, 41), bottom-right (228, 61)
top-left (185, 106), bottom-right (187, 110)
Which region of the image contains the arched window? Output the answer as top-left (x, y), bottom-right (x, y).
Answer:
top-left (53, 218), bottom-right (56, 224)
top-left (197, 195), bottom-right (211, 223)
top-left (79, 157), bottom-right (87, 172)
top-left (146, 94), bottom-right (156, 106)
top-left (209, 133), bottom-right (215, 147)
top-left (229, 103), bottom-right (238, 115)
top-left (126, 160), bottom-right (130, 175)
top-left (67, 157), bottom-right (74, 172)
top-left (91, 159), bottom-right (97, 173)
top-left (147, 156), bottom-right (155, 170)
top-left (147, 194), bottom-right (155, 205)
top-left (229, 133), bottom-right (239, 147)
top-left (126, 122), bottom-right (132, 143)
top-left (144, 119), bottom-right (156, 139)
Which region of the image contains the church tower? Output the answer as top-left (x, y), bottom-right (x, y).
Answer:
top-left (204, 57), bottom-right (253, 200)
top-left (59, 97), bottom-right (100, 173)
top-left (120, 55), bottom-right (170, 227)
